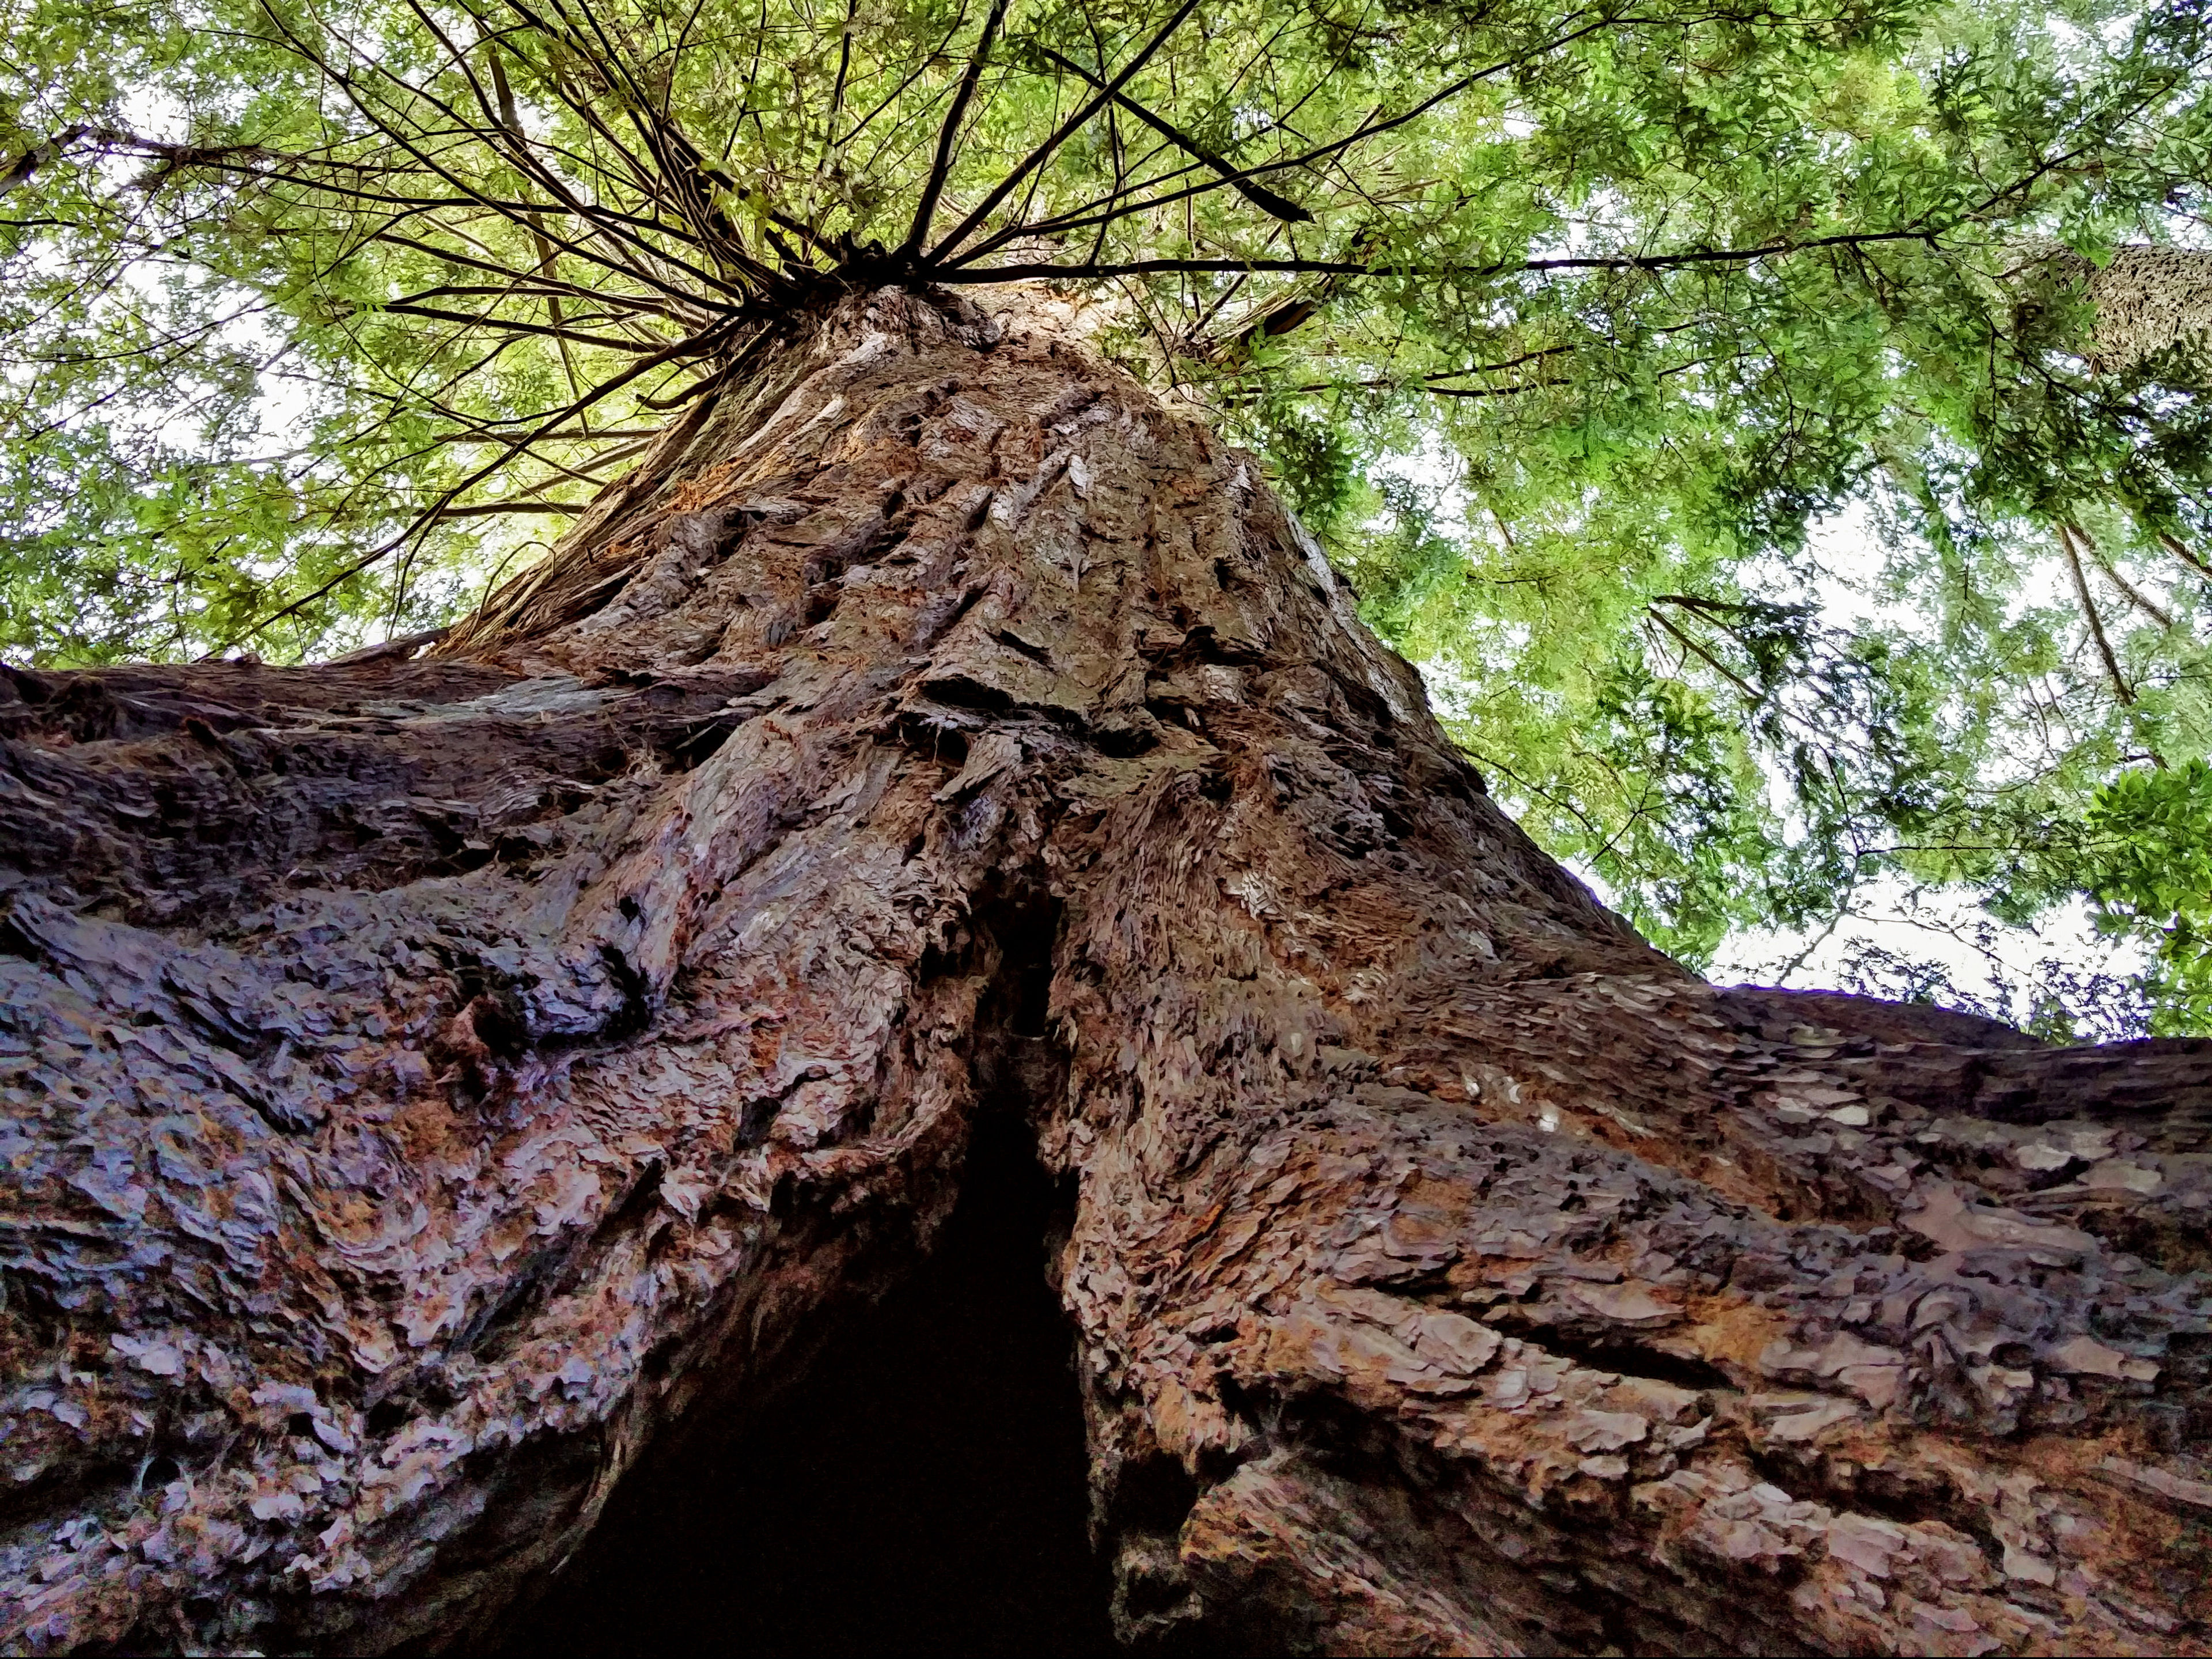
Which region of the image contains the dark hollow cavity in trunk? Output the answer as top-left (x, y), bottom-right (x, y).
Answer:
top-left (487, 1111), bottom-right (1111, 1658)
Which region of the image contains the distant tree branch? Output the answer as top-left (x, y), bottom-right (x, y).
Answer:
top-left (1647, 603), bottom-right (1760, 702)
top-left (374, 300), bottom-right (682, 353)
top-left (217, 316), bottom-right (744, 649)
top-left (930, 227), bottom-right (1941, 286)
top-left (2160, 532), bottom-right (2212, 577)
top-left (2059, 522), bottom-right (2138, 709)
top-left (924, 0), bottom-right (1202, 263)
top-left (2078, 527), bottom-right (2176, 630)
top-left (947, 9), bottom-right (1633, 266)
top-left (1031, 45), bottom-right (1310, 224)
top-left (902, 0), bottom-right (1013, 257)
top-left (429, 499), bottom-right (586, 517)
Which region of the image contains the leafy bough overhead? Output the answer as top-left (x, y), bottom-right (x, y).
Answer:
top-left (4, 0), bottom-right (2212, 1029)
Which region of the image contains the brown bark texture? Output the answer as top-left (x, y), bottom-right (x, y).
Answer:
top-left (3, 287), bottom-right (2211, 1657)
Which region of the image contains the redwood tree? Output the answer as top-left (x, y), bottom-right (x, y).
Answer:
top-left (5, 2), bottom-right (2212, 1653)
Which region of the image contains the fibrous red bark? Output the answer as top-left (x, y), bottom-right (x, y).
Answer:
top-left (2, 287), bottom-right (2209, 1656)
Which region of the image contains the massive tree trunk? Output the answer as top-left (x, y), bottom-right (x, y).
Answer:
top-left (3, 286), bottom-right (2209, 1657)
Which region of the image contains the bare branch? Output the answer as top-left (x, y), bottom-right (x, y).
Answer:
top-left (219, 317), bottom-right (744, 649)
top-left (2075, 524), bottom-right (2177, 630)
top-left (1648, 603), bottom-right (1760, 702)
top-left (923, 0), bottom-right (1202, 265)
top-left (2158, 531), bottom-right (2212, 578)
top-left (950, 10), bottom-right (1628, 266)
top-left (930, 227), bottom-right (1942, 286)
top-left (1031, 45), bottom-right (1309, 224)
top-left (901, 0), bottom-right (1012, 258)
top-left (374, 299), bottom-right (681, 352)
top-left (429, 499), bottom-right (586, 516)
top-left (2059, 522), bottom-right (2137, 707)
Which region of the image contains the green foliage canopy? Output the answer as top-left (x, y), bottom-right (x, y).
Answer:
top-left (3, 0), bottom-right (2210, 1028)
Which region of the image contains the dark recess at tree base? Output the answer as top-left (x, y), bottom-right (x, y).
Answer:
top-left (489, 1114), bottom-right (1113, 1659)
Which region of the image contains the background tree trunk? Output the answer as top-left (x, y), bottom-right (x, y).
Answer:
top-left (2077, 244), bottom-right (2212, 385)
top-left (3, 286), bottom-right (2209, 1656)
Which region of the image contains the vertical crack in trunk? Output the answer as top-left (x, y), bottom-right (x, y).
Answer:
top-left (493, 842), bottom-right (1093, 1656)
top-left (2, 286), bottom-right (2210, 1657)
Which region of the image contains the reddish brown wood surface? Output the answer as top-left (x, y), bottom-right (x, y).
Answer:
top-left (2, 287), bottom-right (2208, 1654)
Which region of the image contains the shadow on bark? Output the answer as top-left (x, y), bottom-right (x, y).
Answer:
top-left (483, 1110), bottom-right (1113, 1658)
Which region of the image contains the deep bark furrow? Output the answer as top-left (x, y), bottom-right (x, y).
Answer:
top-left (1, 287), bottom-right (2207, 1657)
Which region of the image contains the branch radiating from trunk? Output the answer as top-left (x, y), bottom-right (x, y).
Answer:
top-left (2, 288), bottom-right (2209, 1657)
